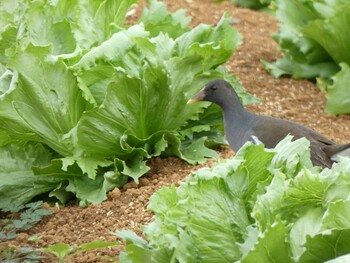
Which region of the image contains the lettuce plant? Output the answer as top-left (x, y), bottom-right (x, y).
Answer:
top-left (0, 0), bottom-right (256, 209)
top-left (117, 136), bottom-right (350, 262)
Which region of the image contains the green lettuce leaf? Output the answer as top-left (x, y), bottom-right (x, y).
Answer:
top-left (118, 136), bottom-right (350, 262)
top-left (264, 0), bottom-right (350, 114)
top-left (5, 44), bottom-right (89, 156)
top-left (140, 0), bottom-right (190, 38)
top-left (0, 0), bottom-right (253, 208)
top-left (321, 63), bottom-right (350, 115)
top-left (240, 220), bottom-right (293, 263)
top-left (302, 4), bottom-right (350, 65)
top-left (0, 0), bottom-right (137, 54)
top-left (0, 144), bottom-right (57, 211)
top-left (298, 229), bottom-right (350, 263)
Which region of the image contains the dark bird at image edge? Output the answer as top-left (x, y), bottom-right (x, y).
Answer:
top-left (187, 79), bottom-right (350, 168)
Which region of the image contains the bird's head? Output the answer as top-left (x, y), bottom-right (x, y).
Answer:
top-left (187, 79), bottom-right (242, 109)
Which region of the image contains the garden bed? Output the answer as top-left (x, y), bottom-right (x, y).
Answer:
top-left (2, 0), bottom-right (350, 262)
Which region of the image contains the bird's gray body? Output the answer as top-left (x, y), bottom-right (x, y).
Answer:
top-left (189, 79), bottom-right (350, 168)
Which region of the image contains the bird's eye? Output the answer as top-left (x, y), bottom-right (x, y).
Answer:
top-left (211, 85), bottom-right (217, 90)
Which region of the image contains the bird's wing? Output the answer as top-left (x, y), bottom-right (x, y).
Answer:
top-left (249, 116), bottom-right (336, 168)
top-left (249, 118), bottom-right (298, 148)
top-left (251, 116), bottom-right (334, 146)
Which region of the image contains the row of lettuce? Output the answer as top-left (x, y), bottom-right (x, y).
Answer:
top-left (0, 0), bottom-right (259, 210)
top-left (230, 0), bottom-right (350, 114)
top-left (118, 137), bottom-right (350, 262)
top-left (264, 0), bottom-right (350, 115)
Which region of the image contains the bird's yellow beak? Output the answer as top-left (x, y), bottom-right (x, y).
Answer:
top-left (187, 87), bottom-right (206, 104)
top-left (187, 98), bottom-right (198, 104)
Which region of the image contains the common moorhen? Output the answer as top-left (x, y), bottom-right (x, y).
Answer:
top-left (188, 79), bottom-right (350, 168)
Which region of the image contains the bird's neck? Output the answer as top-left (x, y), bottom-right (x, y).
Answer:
top-left (222, 103), bottom-right (251, 124)
top-left (222, 105), bottom-right (253, 152)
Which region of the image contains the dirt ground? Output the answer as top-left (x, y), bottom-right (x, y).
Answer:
top-left (2, 0), bottom-right (350, 262)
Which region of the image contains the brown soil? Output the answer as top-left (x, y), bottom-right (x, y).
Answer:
top-left (2, 0), bottom-right (350, 262)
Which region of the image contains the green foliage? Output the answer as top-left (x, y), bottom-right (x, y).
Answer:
top-left (41, 240), bottom-right (119, 263)
top-left (0, 240), bottom-right (119, 263)
top-left (0, 201), bottom-right (53, 241)
top-left (228, 0), bottom-right (271, 9)
top-left (0, 0), bottom-right (256, 208)
top-left (117, 136), bottom-right (350, 262)
top-left (140, 0), bottom-right (191, 38)
top-left (263, 0), bottom-right (350, 115)
top-left (318, 63), bottom-right (350, 115)
top-left (0, 246), bottom-right (43, 263)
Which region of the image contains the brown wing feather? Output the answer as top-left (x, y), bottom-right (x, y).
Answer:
top-left (250, 116), bottom-right (335, 167)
